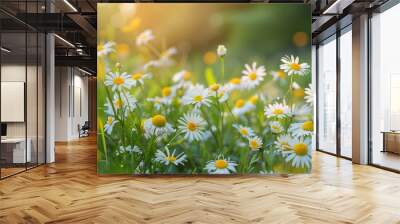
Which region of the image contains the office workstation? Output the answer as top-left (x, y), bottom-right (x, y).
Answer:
top-left (0, 30), bottom-right (46, 178)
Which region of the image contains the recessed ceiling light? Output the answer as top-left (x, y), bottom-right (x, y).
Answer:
top-left (63, 0), bottom-right (78, 12)
top-left (1, 47), bottom-right (11, 53)
top-left (78, 67), bottom-right (93, 76)
top-left (54, 34), bottom-right (75, 48)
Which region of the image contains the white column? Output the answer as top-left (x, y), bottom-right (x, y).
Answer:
top-left (46, 32), bottom-right (55, 163)
top-left (352, 14), bottom-right (369, 164)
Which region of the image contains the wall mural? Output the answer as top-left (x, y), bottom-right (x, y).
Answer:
top-left (97, 3), bottom-right (313, 175)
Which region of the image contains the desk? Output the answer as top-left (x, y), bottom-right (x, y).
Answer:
top-left (1, 138), bottom-right (31, 163)
top-left (382, 131), bottom-right (400, 154)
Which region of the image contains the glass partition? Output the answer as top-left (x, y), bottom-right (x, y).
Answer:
top-left (339, 28), bottom-right (352, 158)
top-left (370, 3), bottom-right (400, 171)
top-left (0, 1), bottom-right (46, 179)
top-left (317, 36), bottom-right (337, 154)
top-left (1, 30), bottom-right (28, 177)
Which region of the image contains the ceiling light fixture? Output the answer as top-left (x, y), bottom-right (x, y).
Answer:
top-left (63, 0), bottom-right (78, 12)
top-left (54, 34), bottom-right (75, 48)
top-left (1, 47), bottom-right (11, 53)
top-left (322, 0), bottom-right (353, 15)
top-left (78, 67), bottom-right (93, 76)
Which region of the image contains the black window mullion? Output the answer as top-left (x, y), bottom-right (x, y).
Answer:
top-left (336, 28), bottom-right (341, 157)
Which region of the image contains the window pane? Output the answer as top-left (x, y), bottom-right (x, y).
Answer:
top-left (340, 29), bottom-right (352, 158)
top-left (371, 3), bottom-right (400, 171)
top-left (318, 37), bottom-right (337, 154)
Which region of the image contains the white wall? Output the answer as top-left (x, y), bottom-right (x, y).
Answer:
top-left (54, 67), bottom-right (89, 141)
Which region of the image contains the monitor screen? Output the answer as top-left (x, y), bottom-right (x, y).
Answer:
top-left (1, 123), bottom-right (7, 137)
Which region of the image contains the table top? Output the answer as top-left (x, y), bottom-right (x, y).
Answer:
top-left (1, 138), bottom-right (29, 143)
top-left (381, 131), bottom-right (400, 134)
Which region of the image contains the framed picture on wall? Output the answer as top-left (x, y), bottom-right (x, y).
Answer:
top-left (97, 3), bottom-right (313, 175)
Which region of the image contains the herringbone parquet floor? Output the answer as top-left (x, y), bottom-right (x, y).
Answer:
top-left (1, 136), bottom-right (400, 224)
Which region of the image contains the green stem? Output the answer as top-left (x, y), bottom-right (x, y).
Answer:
top-left (220, 57), bottom-right (225, 82)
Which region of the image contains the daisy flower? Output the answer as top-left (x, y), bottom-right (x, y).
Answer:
top-left (104, 116), bottom-right (118, 135)
top-left (136, 29), bottom-right (154, 46)
top-left (270, 121), bottom-right (284, 134)
top-left (304, 83), bottom-right (314, 105)
top-left (147, 97), bottom-right (167, 110)
top-left (144, 114), bottom-right (175, 138)
top-left (264, 101), bottom-right (290, 119)
top-left (105, 93), bottom-right (137, 115)
top-left (145, 47), bottom-right (178, 69)
top-left (291, 104), bottom-right (312, 121)
top-left (217, 45), bottom-right (227, 57)
top-left (130, 72), bottom-right (151, 87)
top-left (181, 84), bottom-right (211, 109)
top-left (248, 136), bottom-right (263, 151)
top-left (285, 137), bottom-right (312, 168)
top-left (160, 86), bottom-right (177, 104)
top-left (289, 120), bottom-right (314, 137)
top-left (280, 55), bottom-right (310, 76)
top-left (291, 82), bottom-right (301, 90)
top-left (241, 62), bottom-right (266, 89)
top-left (271, 70), bottom-right (286, 80)
top-left (232, 99), bottom-right (255, 116)
top-left (233, 124), bottom-right (254, 138)
top-left (178, 112), bottom-right (207, 142)
top-left (292, 82), bottom-right (305, 98)
top-left (205, 155), bottom-right (237, 174)
top-left (248, 95), bottom-right (260, 106)
top-left (156, 47), bottom-right (177, 67)
top-left (117, 145), bottom-right (142, 156)
top-left (97, 41), bottom-right (115, 57)
top-left (104, 71), bottom-right (132, 91)
top-left (226, 77), bottom-right (244, 91)
top-left (208, 83), bottom-right (229, 102)
top-left (274, 134), bottom-right (293, 153)
top-left (173, 70), bottom-right (192, 88)
top-left (217, 88), bottom-right (230, 103)
top-left (155, 147), bottom-right (186, 166)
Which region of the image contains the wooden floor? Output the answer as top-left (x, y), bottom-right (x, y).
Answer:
top-left (1, 136), bottom-right (400, 224)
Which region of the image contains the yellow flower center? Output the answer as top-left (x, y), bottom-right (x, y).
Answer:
top-left (166, 156), bottom-right (176, 162)
top-left (277, 70), bottom-right (286, 78)
top-left (235, 99), bottom-right (245, 108)
top-left (293, 143), bottom-right (308, 156)
top-left (210, 84), bottom-right (220, 92)
top-left (187, 121), bottom-right (197, 131)
top-left (215, 159), bottom-right (228, 169)
top-left (117, 44), bottom-right (129, 55)
top-left (302, 121), bottom-right (314, 131)
top-left (193, 95), bottom-right (203, 102)
top-left (272, 108), bottom-right (284, 115)
top-left (183, 71), bottom-right (191, 81)
top-left (113, 76), bottom-right (125, 85)
top-left (114, 99), bottom-right (124, 109)
top-left (249, 95), bottom-right (258, 105)
top-left (107, 116), bottom-right (113, 125)
top-left (290, 63), bottom-right (301, 71)
top-left (239, 128), bottom-right (249, 136)
top-left (203, 51), bottom-right (217, 65)
top-left (293, 89), bottom-right (305, 97)
top-left (132, 73), bottom-right (142, 80)
top-left (249, 139), bottom-right (260, 150)
top-left (230, 78), bottom-right (241, 85)
top-left (162, 87), bottom-right (172, 97)
top-left (151, 115), bottom-right (166, 127)
top-left (97, 44), bottom-right (104, 52)
top-left (248, 72), bottom-right (257, 81)
top-left (271, 125), bottom-right (281, 132)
